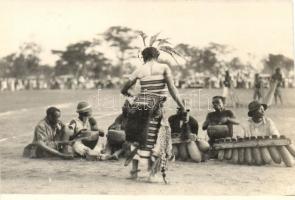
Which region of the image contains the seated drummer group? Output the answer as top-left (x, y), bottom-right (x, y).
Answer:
top-left (23, 96), bottom-right (280, 160)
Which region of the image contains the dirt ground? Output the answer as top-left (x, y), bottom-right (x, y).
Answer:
top-left (1, 89), bottom-right (295, 195)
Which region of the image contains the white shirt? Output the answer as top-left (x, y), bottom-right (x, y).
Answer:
top-left (246, 117), bottom-right (280, 137)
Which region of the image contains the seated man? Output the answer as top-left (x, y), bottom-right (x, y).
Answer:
top-left (23, 107), bottom-right (74, 159)
top-left (105, 116), bottom-right (129, 160)
top-left (246, 100), bottom-right (280, 136)
top-left (202, 96), bottom-right (239, 146)
top-left (68, 101), bottom-right (105, 158)
top-left (168, 107), bottom-right (199, 139)
top-left (105, 104), bottom-right (127, 159)
top-left (169, 108), bottom-right (205, 161)
top-left (103, 100), bottom-right (132, 160)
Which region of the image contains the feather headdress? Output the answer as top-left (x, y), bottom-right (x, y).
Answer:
top-left (136, 31), bottom-right (184, 65)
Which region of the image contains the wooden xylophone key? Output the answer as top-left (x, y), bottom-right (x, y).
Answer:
top-left (277, 135), bottom-right (294, 167)
top-left (187, 140), bottom-right (202, 162)
top-left (260, 136), bottom-right (272, 164)
top-left (197, 139), bottom-right (210, 153)
top-left (237, 137), bottom-right (245, 164)
top-left (179, 142), bottom-right (189, 161)
top-left (230, 138), bottom-right (239, 164)
top-left (285, 135), bottom-right (295, 157)
top-left (224, 138), bottom-right (232, 160)
top-left (268, 135), bottom-right (282, 164)
top-left (244, 137), bottom-right (253, 165)
top-left (217, 139), bottom-right (225, 161)
top-left (251, 136), bottom-right (263, 166)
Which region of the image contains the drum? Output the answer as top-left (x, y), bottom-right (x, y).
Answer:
top-left (107, 129), bottom-right (126, 145)
top-left (207, 125), bottom-right (230, 139)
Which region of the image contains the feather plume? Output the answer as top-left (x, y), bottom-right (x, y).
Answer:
top-left (159, 46), bottom-right (182, 57)
top-left (136, 31), bottom-right (148, 47)
top-left (159, 49), bottom-right (179, 65)
top-left (157, 38), bottom-right (171, 47)
top-left (149, 32), bottom-right (161, 47)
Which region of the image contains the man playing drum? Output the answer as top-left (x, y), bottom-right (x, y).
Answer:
top-left (104, 100), bottom-right (131, 160)
top-left (203, 96), bottom-right (239, 147)
top-left (68, 101), bottom-right (105, 158)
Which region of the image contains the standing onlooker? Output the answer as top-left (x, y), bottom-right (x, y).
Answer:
top-left (272, 68), bottom-right (284, 105)
top-left (222, 70), bottom-right (231, 99)
top-left (253, 73), bottom-right (263, 102)
top-left (222, 70), bottom-right (239, 107)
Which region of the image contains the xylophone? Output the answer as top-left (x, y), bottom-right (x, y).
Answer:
top-left (213, 135), bottom-right (295, 167)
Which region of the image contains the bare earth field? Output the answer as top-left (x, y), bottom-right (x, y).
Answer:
top-left (1, 88), bottom-right (295, 195)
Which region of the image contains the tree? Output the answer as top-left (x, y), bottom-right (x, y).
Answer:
top-left (101, 26), bottom-right (138, 76)
top-left (0, 54), bottom-right (15, 77)
top-left (207, 42), bottom-right (233, 55)
top-left (54, 40), bottom-right (111, 78)
top-left (0, 42), bottom-right (42, 78)
top-left (229, 57), bottom-right (244, 71)
top-left (54, 41), bottom-right (92, 76)
top-left (262, 54), bottom-right (294, 74)
top-left (174, 43), bottom-right (200, 76)
top-left (175, 43), bottom-right (219, 75)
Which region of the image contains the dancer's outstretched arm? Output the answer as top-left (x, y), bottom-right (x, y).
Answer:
top-left (164, 66), bottom-right (185, 110)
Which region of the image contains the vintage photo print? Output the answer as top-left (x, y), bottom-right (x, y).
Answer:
top-left (0, 0), bottom-right (294, 198)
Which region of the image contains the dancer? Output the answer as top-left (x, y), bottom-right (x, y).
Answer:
top-left (121, 41), bottom-right (185, 182)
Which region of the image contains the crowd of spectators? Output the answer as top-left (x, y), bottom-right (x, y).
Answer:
top-left (1, 71), bottom-right (294, 92)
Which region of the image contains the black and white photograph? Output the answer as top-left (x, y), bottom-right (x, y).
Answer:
top-left (0, 0), bottom-right (295, 197)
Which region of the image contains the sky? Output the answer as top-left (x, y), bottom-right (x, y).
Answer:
top-left (0, 0), bottom-right (294, 67)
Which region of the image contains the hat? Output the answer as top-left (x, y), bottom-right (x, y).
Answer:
top-left (247, 101), bottom-right (267, 117)
top-left (76, 101), bottom-right (92, 113)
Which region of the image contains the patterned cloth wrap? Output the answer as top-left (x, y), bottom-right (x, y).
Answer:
top-left (125, 92), bottom-right (172, 179)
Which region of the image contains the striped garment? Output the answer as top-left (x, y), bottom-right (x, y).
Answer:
top-left (142, 117), bottom-right (161, 151)
top-left (129, 62), bottom-right (172, 97)
top-left (132, 117), bottom-right (161, 171)
top-left (140, 75), bottom-right (168, 96)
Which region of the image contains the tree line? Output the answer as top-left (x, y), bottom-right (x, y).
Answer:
top-left (0, 26), bottom-right (293, 79)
